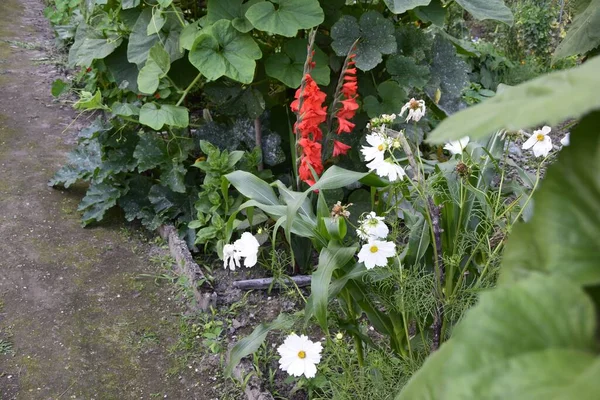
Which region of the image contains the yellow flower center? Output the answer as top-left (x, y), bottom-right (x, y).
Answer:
top-left (298, 350), bottom-right (306, 359)
top-left (377, 144), bottom-right (384, 151)
top-left (536, 133), bottom-right (545, 141)
top-left (370, 245), bottom-right (378, 253)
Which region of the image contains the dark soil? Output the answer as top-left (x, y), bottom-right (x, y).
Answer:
top-left (0, 1), bottom-right (230, 398)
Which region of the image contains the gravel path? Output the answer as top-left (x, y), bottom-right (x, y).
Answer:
top-left (0, 1), bottom-right (216, 398)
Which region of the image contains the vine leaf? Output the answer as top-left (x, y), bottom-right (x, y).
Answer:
top-left (454, 0), bottom-right (513, 25)
top-left (74, 90), bottom-right (105, 111)
top-left (426, 55), bottom-right (600, 142)
top-left (397, 275), bottom-right (599, 399)
top-left (147, 9), bottom-right (166, 35)
top-left (138, 43), bottom-right (171, 95)
top-left (265, 38), bottom-right (330, 88)
top-left (189, 20), bottom-right (261, 84)
top-left (133, 132), bottom-right (168, 172)
top-left (386, 55), bottom-right (430, 90)
top-left (49, 140), bottom-right (102, 188)
top-left (331, 11), bottom-right (396, 71)
top-left (553, 0), bottom-right (600, 61)
top-left (128, 8), bottom-right (183, 67)
top-left (78, 182), bottom-right (125, 226)
top-left (245, 0), bottom-right (324, 37)
top-left (382, 0), bottom-right (431, 14)
top-left (68, 22), bottom-right (122, 67)
top-left (362, 81), bottom-right (407, 119)
top-left (414, 0), bottom-right (446, 26)
top-left (501, 111), bottom-right (600, 286)
top-left (207, 0), bottom-right (261, 33)
top-left (139, 103), bottom-right (189, 130)
top-left (111, 101), bottom-right (140, 117)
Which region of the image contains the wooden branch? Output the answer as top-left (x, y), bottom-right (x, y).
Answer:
top-left (232, 275), bottom-right (311, 290)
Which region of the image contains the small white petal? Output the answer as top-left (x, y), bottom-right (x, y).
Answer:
top-left (560, 133), bottom-right (570, 146)
top-left (522, 134), bottom-right (538, 150)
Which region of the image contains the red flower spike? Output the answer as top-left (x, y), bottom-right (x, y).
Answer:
top-left (336, 116), bottom-right (355, 134)
top-left (333, 140), bottom-right (352, 157)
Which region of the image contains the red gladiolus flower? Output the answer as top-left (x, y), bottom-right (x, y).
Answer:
top-left (335, 57), bottom-right (359, 135)
top-left (333, 140), bottom-right (351, 157)
top-left (292, 74), bottom-right (328, 186)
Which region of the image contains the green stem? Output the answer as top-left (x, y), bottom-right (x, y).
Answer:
top-left (171, 3), bottom-right (186, 27)
top-left (175, 73), bottom-right (202, 107)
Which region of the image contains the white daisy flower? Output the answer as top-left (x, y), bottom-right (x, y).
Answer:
top-left (522, 126), bottom-right (553, 157)
top-left (400, 98), bottom-right (426, 123)
top-left (223, 244), bottom-right (240, 271)
top-left (443, 136), bottom-right (470, 155)
top-left (221, 232), bottom-right (260, 270)
top-left (361, 133), bottom-right (388, 163)
top-left (234, 232), bottom-right (260, 267)
top-left (357, 240), bottom-right (396, 269)
top-left (277, 334), bottom-right (322, 379)
top-left (560, 133), bottom-right (570, 146)
top-left (357, 212), bottom-right (389, 240)
top-left (370, 158), bottom-right (406, 182)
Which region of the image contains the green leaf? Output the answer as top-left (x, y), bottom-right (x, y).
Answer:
top-left (553, 0), bottom-right (600, 61)
top-left (362, 81), bottom-right (408, 119)
top-left (121, 0), bottom-right (140, 9)
top-left (425, 34), bottom-right (469, 116)
top-left (386, 55), bottom-right (430, 89)
top-left (245, 0), bottom-right (324, 37)
top-left (454, 0), bottom-right (513, 25)
top-left (427, 56), bottom-right (600, 143)
top-left (68, 22), bottom-right (122, 67)
top-left (311, 244), bottom-right (357, 333)
top-left (207, 0), bottom-right (260, 33)
top-left (133, 132), bottom-right (168, 172)
top-left (51, 79), bottom-right (68, 97)
top-left (138, 43), bottom-right (171, 95)
top-left (105, 43), bottom-right (139, 93)
top-left (179, 20), bottom-right (204, 51)
top-left (111, 101), bottom-right (140, 117)
top-left (501, 111), bottom-right (600, 286)
top-left (156, 0), bottom-right (173, 7)
top-left (331, 11), bottom-right (396, 71)
top-left (160, 161), bottom-right (187, 193)
top-left (310, 166), bottom-right (369, 192)
top-left (189, 20), bottom-right (261, 84)
top-left (128, 8), bottom-right (183, 67)
top-left (139, 103), bottom-right (189, 130)
top-left (49, 139), bottom-right (102, 188)
top-left (74, 90), bottom-right (105, 111)
top-left (226, 313), bottom-right (298, 376)
top-left (404, 212), bottom-right (430, 264)
top-left (397, 275), bottom-right (598, 400)
top-left (414, 0), bottom-right (446, 26)
top-left (78, 182), bottom-right (124, 226)
top-left (383, 0), bottom-right (431, 14)
top-left (147, 9), bottom-right (166, 36)
top-left (225, 170), bottom-right (280, 205)
top-left (265, 38), bottom-right (330, 88)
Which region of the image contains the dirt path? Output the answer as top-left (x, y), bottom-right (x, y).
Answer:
top-left (0, 1), bottom-right (218, 399)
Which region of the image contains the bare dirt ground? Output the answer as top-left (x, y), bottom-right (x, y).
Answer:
top-left (0, 1), bottom-right (224, 398)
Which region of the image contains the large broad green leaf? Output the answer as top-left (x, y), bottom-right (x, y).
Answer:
top-left (160, 161), bottom-right (187, 193)
top-left (68, 22), bottom-right (122, 67)
top-left (225, 170), bottom-right (280, 205)
top-left (138, 43), bottom-right (171, 95)
top-left (245, 0), bottom-right (324, 37)
top-left (139, 103), bottom-right (189, 130)
top-left (362, 81), bottom-right (408, 119)
top-left (147, 8), bottom-right (166, 36)
top-left (397, 275), bottom-right (599, 399)
top-left (425, 34), bottom-right (469, 116)
top-left (427, 56), bottom-right (600, 143)
top-left (265, 38), bottom-right (330, 88)
top-left (310, 244), bottom-right (357, 333)
top-left (189, 20), bottom-right (261, 84)
top-left (133, 132), bottom-right (168, 172)
top-left (414, 0), bottom-right (446, 26)
top-left (501, 111), bottom-right (600, 286)
top-left (128, 8), bottom-right (183, 67)
top-left (226, 313), bottom-right (298, 376)
top-left (105, 43), bottom-right (139, 93)
top-left (310, 166), bottom-right (369, 192)
top-left (49, 140), bottom-right (102, 188)
top-left (386, 55), bottom-right (430, 90)
top-left (553, 0), bottom-right (600, 61)
top-left (121, 0), bottom-right (140, 9)
top-left (331, 11), bottom-right (396, 71)
top-left (207, 0), bottom-right (260, 33)
top-left (383, 0), bottom-right (431, 14)
top-left (111, 101), bottom-right (140, 117)
top-left (454, 0), bottom-right (513, 25)
top-left (78, 182), bottom-right (125, 226)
